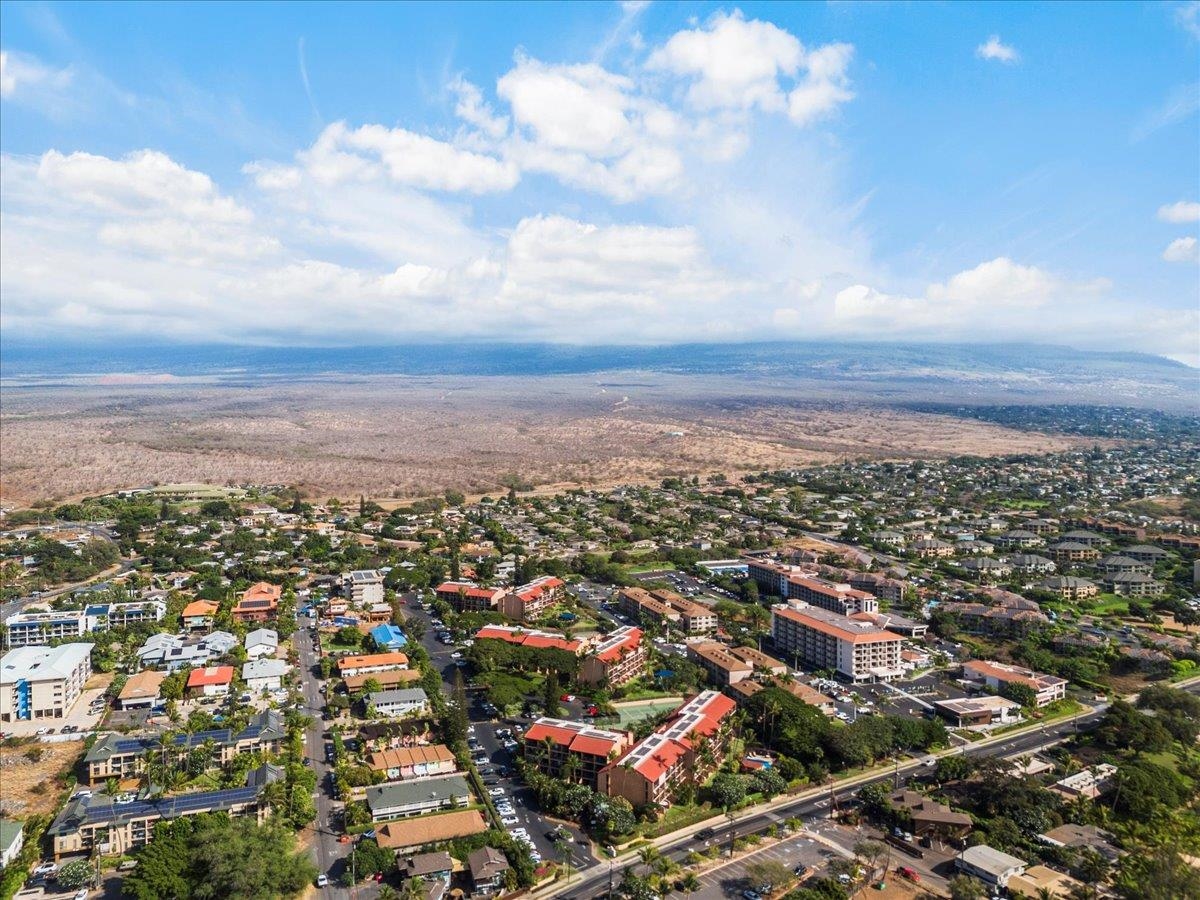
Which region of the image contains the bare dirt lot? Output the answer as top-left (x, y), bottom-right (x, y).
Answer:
top-left (0, 739), bottom-right (84, 818)
top-left (0, 373), bottom-right (1096, 503)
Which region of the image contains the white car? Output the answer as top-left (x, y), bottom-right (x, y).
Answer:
top-left (316, 874), bottom-right (329, 887)
top-left (489, 787), bottom-right (505, 796)
top-left (450, 652), bottom-right (463, 659)
top-left (501, 815), bottom-right (519, 825)
top-left (34, 863), bottom-right (57, 876)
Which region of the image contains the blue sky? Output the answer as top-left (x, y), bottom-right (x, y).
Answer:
top-left (2, 1), bottom-right (1198, 362)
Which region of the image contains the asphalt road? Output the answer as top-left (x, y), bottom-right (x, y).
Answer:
top-left (294, 614), bottom-right (348, 895)
top-left (402, 597), bottom-right (597, 871)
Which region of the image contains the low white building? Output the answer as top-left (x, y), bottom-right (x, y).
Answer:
top-left (956, 844), bottom-right (1026, 888)
top-left (368, 688), bottom-right (429, 718)
top-left (242, 658), bottom-right (290, 693)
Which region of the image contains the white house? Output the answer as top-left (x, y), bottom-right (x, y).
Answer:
top-left (244, 628), bottom-right (279, 660)
top-left (242, 659), bottom-right (290, 694)
top-left (0, 819), bottom-right (24, 868)
top-left (368, 688), bottom-right (429, 718)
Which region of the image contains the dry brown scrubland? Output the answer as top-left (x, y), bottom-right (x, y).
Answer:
top-left (0, 373), bottom-right (1094, 503)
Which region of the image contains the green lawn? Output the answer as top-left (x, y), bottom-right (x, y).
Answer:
top-left (599, 697), bottom-right (685, 728)
top-left (1087, 594), bottom-right (1132, 616)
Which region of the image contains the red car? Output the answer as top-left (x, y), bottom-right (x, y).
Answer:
top-left (560, 694), bottom-right (575, 702)
top-left (896, 866), bottom-right (920, 882)
top-left (586, 705), bottom-right (600, 716)
top-left (373, 873), bottom-right (384, 882)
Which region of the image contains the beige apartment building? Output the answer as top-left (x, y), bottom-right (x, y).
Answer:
top-left (770, 603), bottom-right (902, 682)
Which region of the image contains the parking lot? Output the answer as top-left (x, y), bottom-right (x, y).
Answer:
top-left (3, 683), bottom-right (109, 740)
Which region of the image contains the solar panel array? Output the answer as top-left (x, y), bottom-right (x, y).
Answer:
top-left (64, 786), bottom-right (261, 829)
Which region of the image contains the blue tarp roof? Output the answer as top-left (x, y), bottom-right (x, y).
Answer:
top-left (369, 623), bottom-right (407, 647)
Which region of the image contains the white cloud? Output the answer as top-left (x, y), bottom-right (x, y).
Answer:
top-left (1158, 200), bottom-right (1200, 223)
top-left (647, 10), bottom-right (802, 111)
top-left (498, 56), bottom-right (637, 157)
top-left (286, 121), bottom-right (519, 194)
top-left (1163, 236), bottom-right (1199, 263)
top-left (37, 149), bottom-right (253, 222)
top-left (0, 49), bottom-right (72, 99)
top-left (976, 35), bottom-right (1020, 64)
top-left (787, 44), bottom-right (855, 126)
top-left (449, 76), bottom-right (509, 140)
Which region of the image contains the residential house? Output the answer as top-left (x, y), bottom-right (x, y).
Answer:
top-left (369, 688), bottom-right (430, 718)
top-left (406, 851), bottom-right (453, 884)
top-left (242, 658), bottom-right (289, 693)
top-left (232, 582), bottom-right (281, 623)
top-left (468, 846), bottom-right (509, 895)
top-left (369, 624), bottom-right (408, 651)
top-left (181, 600), bottom-right (219, 630)
top-left (244, 628), bottom-right (278, 660)
top-left (117, 670), bottom-right (166, 710)
top-left (186, 665), bottom-right (234, 698)
top-left (0, 818), bottom-right (24, 868)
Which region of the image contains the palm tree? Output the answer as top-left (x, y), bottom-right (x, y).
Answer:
top-left (637, 845), bottom-right (660, 871)
top-left (678, 872), bottom-right (700, 900)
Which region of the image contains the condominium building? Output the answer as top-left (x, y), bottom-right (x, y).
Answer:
top-left (745, 560), bottom-right (878, 614)
top-left (5, 600), bottom-right (165, 648)
top-left (522, 718), bottom-right (634, 789)
top-left (0, 643), bottom-right (93, 722)
top-left (473, 624), bottom-right (582, 655)
top-left (579, 626), bottom-right (646, 687)
top-left (686, 641), bottom-right (753, 687)
top-left (498, 575), bottom-right (567, 622)
top-left (961, 660), bottom-right (1067, 707)
top-left (366, 744), bottom-right (457, 781)
top-left (365, 774), bottom-right (472, 821)
top-left (345, 570), bottom-right (385, 606)
top-left (617, 587), bottom-right (717, 635)
top-left (435, 581), bottom-right (506, 613)
top-left (84, 709), bottom-right (286, 783)
top-left (336, 651), bottom-right (410, 679)
top-left (48, 781), bottom-right (268, 858)
top-left (770, 602), bottom-right (902, 683)
top-left (599, 691), bottom-right (736, 809)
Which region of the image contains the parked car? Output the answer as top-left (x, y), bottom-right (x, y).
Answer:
top-left (897, 866), bottom-right (920, 882)
top-left (316, 873), bottom-right (329, 887)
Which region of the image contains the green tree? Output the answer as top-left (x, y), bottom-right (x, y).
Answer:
top-left (707, 772), bottom-right (746, 810)
top-left (54, 859), bottom-right (94, 890)
top-left (947, 874), bottom-right (988, 900)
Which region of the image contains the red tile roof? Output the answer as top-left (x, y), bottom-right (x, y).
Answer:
top-left (186, 665), bottom-right (234, 687)
top-left (475, 625), bottom-right (581, 654)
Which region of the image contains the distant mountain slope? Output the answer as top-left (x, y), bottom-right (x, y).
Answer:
top-left (1, 340), bottom-right (1191, 379)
